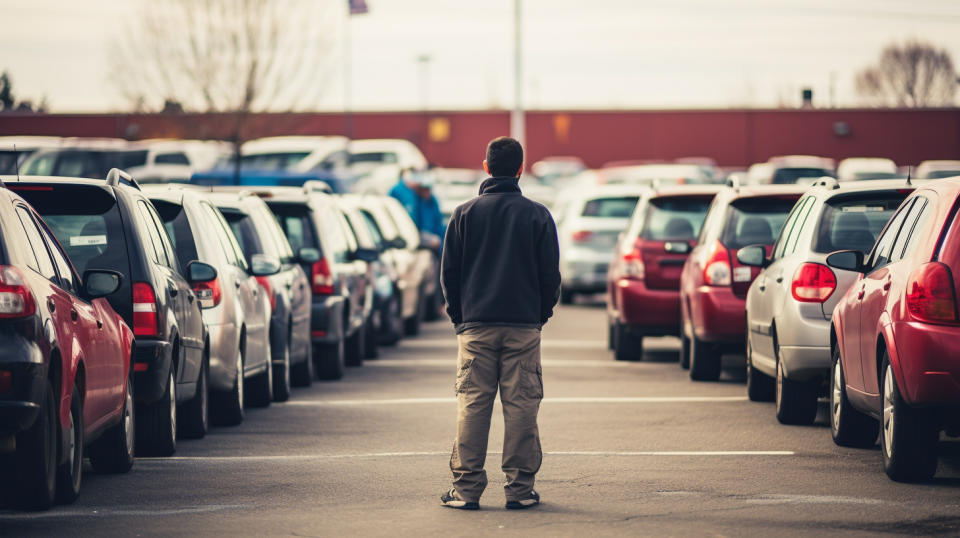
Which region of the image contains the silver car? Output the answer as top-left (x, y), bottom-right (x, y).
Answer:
top-left (739, 178), bottom-right (917, 424)
top-left (147, 187), bottom-right (274, 426)
top-left (557, 184), bottom-right (648, 304)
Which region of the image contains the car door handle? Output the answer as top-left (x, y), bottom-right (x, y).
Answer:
top-left (235, 281), bottom-right (242, 289)
top-left (857, 286), bottom-right (866, 300)
top-left (286, 282), bottom-right (293, 289)
top-left (70, 309), bottom-right (78, 321)
top-left (775, 276), bottom-right (783, 283)
top-left (187, 293), bottom-right (195, 303)
top-left (168, 285), bottom-right (178, 297)
top-left (883, 277), bottom-right (891, 291)
top-left (96, 319), bottom-right (103, 329)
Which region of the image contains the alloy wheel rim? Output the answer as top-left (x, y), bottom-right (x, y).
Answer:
top-left (123, 382), bottom-right (134, 456)
top-left (775, 360), bottom-right (783, 409)
top-left (168, 371), bottom-right (176, 439)
top-left (236, 352), bottom-right (244, 408)
top-left (200, 366), bottom-right (208, 429)
top-left (883, 366), bottom-right (895, 456)
top-left (66, 408), bottom-right (77, 474)
top-left (831, 359), bottom-right (843, 433)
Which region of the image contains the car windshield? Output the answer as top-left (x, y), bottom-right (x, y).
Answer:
top-left (927, 170), bottom-right (960, 179)
top-left (772, 167), bottom-right (832, 184)
top-left (349, 151), bottom-right (398, 164)
top-left (581, 196), bottom-right (639, 218)
top-left (814, 192), bottom-right (907, 254)
top-left (721, 196), bottom-right (798, 249)
top-left (641, 196), bottom-right (713, 241)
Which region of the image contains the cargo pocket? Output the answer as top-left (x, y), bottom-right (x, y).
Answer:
top-left (520, 358), bottom-right (543, 399)
top-left (455, 358), bottom-right (474, 394)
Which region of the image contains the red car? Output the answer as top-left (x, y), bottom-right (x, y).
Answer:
top-left (680, 184), bottom-right (806, 380)
top-left (0, 184), bottom-right (135, 510)
top-left (607, 185), bottom-right (721, 360)
top-left (828, 177), bottom-right (960, 481)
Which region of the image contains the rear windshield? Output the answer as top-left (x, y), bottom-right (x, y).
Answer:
top-left (222, 211), bottom-right (267, 265)
top-left (581, 196), bottom-right (639, 218)
top-left (268, 203), bottom-right (320, 255)
top-left (813, 192), bottom-right (907, 254)
top-left (927, 170), bottom-right (960, 179)
top-left (152, 199), bottom-right (199, 270)
top-left (641, 196), bottom-right (713, 241)
top-left (772, 168), bottom-right (833, 185)
top-left (722, 196), bottom-right (798, 249)
top-left (23, 150), bottom-right (147, 179)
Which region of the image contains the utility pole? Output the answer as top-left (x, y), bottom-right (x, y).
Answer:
top-left (510, 0), bottom-right (525, 147)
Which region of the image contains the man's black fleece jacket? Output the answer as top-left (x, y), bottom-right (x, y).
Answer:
top-left (440, 176), bottom-right (562, 332)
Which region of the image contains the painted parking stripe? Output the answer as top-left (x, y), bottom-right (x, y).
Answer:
top-left (399, 339), bottom-right (609, 349)
top-left (364, 358), bottom-right (672, 368)
top-left (283, 396), bottom-right (747, 406)
top-left (0, 504), bottom-right (246, 519)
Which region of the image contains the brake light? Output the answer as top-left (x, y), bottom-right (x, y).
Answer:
top-left (791, 263), bottom-right (837, 303)
top-left (312, 258), bottom-right (334, 295)
top-left (905, 262), bottom-right (959, 324)
top-left (703, 241), bottom-right (731, 286)
top-left (192, 277), bottom-right (222, 309)
top-left (0, 266), bottom-right (36, 319)
top-left (256, 276), bottom-right (277, 311)
top-left (132, 282), bottom-right (158, 337)
top-left (571, 230), bottom-right (593, 243)
top-left (622, 241), bottom-right (645, 279)
top-left (0, 370), bottom-right (11, 393)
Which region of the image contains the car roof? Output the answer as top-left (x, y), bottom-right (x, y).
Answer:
top-left (726, 184), bottom-right (809, 199)
top-left (241, 136), bottom-right (348, 154)
top-left (1, 174), bottom-right (120, 191)
top-left (912, 175), bottom-right (960, 199)
top-left (650, 185), bottom-right (724, 198)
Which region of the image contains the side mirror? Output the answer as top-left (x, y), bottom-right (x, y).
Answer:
top-left (250, 254), bottom-right (282, 277)
top-left (353, 248), bottom-right (379, 263)
top-left (826, 250), bottom-right (865, 273)
top-left (186, 261), bottom-right (217, 283)
top-left (82, 270), bottom-right (122, 299)
top-left (664, 241), bottom-right (691, 254)
top-left (736, 245), bottom-right (768, 268)
top-left (298, 247), bottom-right (321, 264)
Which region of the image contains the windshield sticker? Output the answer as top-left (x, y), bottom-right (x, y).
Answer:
top-left (69, 235), bottom-right (107, 246)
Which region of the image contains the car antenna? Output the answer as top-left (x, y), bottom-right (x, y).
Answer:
top-left (906, 166), bottom-right (912, 187)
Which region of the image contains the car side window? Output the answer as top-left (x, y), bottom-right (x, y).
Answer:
top-left (137, 200), bottom-right (168, 267)
top-left (772, 197), bottom-right (807, 260)
top-left (145, 202), bottom-right (179, 270)
top-left (892, 197), bottom-right (931, 262)
top-left (322, 211), bottom-right (350, 263)
top-left (696, 199), bottom-right (723, 245)
top-left (37, 218), bottom-right (78, 295)
top-left (785, 197), bottom-right (816, 257)
top-left (15, 206), bottom-right (58, 282)
top-left (201, 203), bottom-right (243, 269)
top-left (867, 199), bottom-right (914, 272)
top-left (337, 211), bottom-right (359, 253)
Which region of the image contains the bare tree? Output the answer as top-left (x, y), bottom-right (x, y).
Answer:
top-left (855, 40), bottom-right (957, 107)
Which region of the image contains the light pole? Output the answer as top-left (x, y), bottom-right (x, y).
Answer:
top-left (510, 0), bottom-right (525, 146)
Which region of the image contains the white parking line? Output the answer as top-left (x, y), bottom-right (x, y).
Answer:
top-left (0, 504), bottom-right (245, 519)
top-left (365, 358), bottom-right (668, 368)
top-left (284, 396), bottom-right (747, 406)
top-left (399, 339), bottom-right (609, 349)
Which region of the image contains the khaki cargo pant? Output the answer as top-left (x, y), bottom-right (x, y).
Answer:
top-left (449, 326), bottom-right (543, 503)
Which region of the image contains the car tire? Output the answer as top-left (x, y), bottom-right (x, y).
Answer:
top-left (364, 315), bottom-right (379, 359)
top-left (775, 356), bottom-right (818, 425)
top-left (689, 333), bottom-right (721, 381)
top-left (680, 331), bottom-right (691, 370)
top-left (560, 289), bottom-right (574, 305)
top-left (315, 337), bottom-right (346, 381)
top-left (89, 366), bottom-right (136, 474)
top-left (346, 320), bottom-right (366, 367)
top-left (245, 347), bottom-right (274, 408)
top-left (613, 321), bottom-right (643, 361)
top-left (135, 368), bottom-right (176, 457)
top-left (273, 337), bottom-right (292, 403)
top-left (177, 355), bottom-right (208, 440)
top-left (378, 293), bottom-right (403, 346)
top-left (11, 379), bottom-right (57, 510)
top-left (881, 354), bottom-right (939, 482)
top-left (55, 383), bottom-right (83, 504)
top-left (403, 288), bottom-right (424, 336)
top-left (607, 321), bottom-right (615, 350)
top-left (290, 351), bottom-right (314, 388)
top-left (830, 346), bottom-right (878, 448)
top-left (212, 349), bottom-right (244, 426)
top-left (746, 329), bottom-right (774, 402)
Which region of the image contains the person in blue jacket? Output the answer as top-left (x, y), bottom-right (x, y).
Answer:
top-left (389, 168), bottom-right (445, 244)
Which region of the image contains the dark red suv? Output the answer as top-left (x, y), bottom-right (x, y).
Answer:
top-left (680, 184), bottom-right (806, 380)
top-left (828, 176), bottom-right (960, 481)
top-left (0, 182), bottom-right (135, 510)
top-left (606, 186), bottom-right (720, 360)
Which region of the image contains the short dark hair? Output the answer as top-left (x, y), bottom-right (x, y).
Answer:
top-left (485, 136), bottom-right (524, 177)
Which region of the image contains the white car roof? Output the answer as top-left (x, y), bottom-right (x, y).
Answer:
top-left (242, 136), bottom-right (348, 154)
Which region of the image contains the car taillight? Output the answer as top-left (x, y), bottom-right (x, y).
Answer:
top-left (905, 262), bottom-right (959, 324)
top-left (192, 277), bottom-right (222, 309)
top-left (791, 263), bottom-right (837, 303)
top-left (703, 240), bottom-right (731, 286)
top-left (0, 369), bottom-right (11, 393)
top-left (312, 258), bottom-right (334, 295)
top-left (0, 266), bottom-right (36, 319)
top-left (622, 243), bottom-right (645, 279)
top-left (571, 230), bottom-right (593, 243)
top-left (256, 276), bottom-right (277, 311)
top-left (132, 282), bottom-right (158, 337)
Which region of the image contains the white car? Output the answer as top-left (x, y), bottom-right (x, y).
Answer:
top-left (916, 160), bottom-right (960, 179)
top-left (0, 136), bottom-right (62, 174)
top-left (237, 135), bottom-right (350, 174)
top-left (836, 157), bottom-right (898, 181)
top-left (347, 139), bottom-right (428, 193)
top-left (600, 164), bottom-right (710, 186)
top-left (126, 139), bottom-right (232, 183)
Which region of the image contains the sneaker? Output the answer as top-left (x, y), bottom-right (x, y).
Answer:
top-left (505, 490), bottom-right (540, 510)
top-left (440, 489), bottom-right (479, 510)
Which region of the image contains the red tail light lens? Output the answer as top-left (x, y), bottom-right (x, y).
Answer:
top-left (0, 369), bottom-right (11, 393)
top-left (571, 230), bottom-right (593, 243)
top-left (622, 241), bottom-right (645, 280)
top-left (905, 262), bottom-right (958, 324)
top-left (703, 240), bottom-right (731, 286)
top-left (312, 258), bottom-right (334, 295)
top-left (192, 277), bottom-right (222, 309)
top-left (0, 266), bottom-right (36, 319)
top-left (791, 263), bottom-right (837, 303)
top-left (256, 276), bottom-right (277, 311)
top-left (132, 282), bottom-right (158, 337)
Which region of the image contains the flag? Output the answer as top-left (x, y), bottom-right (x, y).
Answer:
top-left (348, 0), bottom-right (368, 15)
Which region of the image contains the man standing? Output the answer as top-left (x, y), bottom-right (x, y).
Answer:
top-left (439, 137), bottom-right (561, 510)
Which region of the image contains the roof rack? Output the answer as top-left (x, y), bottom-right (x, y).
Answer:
top-left (303, 180), bottom-right (332, 195)
top-left (811, 176), bottom-right (840, 190)
top-left (105, 168), bottom-right (141, 190)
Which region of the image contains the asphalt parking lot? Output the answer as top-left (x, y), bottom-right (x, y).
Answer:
top-left (2, 302), bottom-right (959, 537)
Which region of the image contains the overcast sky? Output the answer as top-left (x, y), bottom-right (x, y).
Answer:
top-left (2, 0), bottom-right (959, 112)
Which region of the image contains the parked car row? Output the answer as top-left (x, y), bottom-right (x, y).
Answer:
top-left (0, 169), bottom-right (440, 510)
top-left (602, 174), bottom-right (960, 482)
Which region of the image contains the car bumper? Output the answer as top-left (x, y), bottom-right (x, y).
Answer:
top-left (133, 339), bottom-right (173, 404)
top-left (893, 321), bottom-right (960, 406)
top-left (206, 323), bottom-right (238, 393)
top-left (0, 362), bottom-right (45, 436)
top-left (778, 345), bottom-right (831, 382)
top-left (562, 260), bottom-right (609, 293)
top-left (691, 285), bottom-right (745, 344)
top-left (614, 278), bottom-right (680, 335)
top-left (311, 296), bottom-right (345, 345)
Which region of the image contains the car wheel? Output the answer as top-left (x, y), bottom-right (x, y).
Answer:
top-left (177, 354), bottom-right (208, 440)
top-left (89, 365), bottom-right (136, 474)
top-left (364, 315), bottom-right (379, 359)
top-left (614, 321), bottom-right (643, 361)
top-left (424, 287), bottom-right (442, 322)
top-left (245, 341), bottom-right (274, 408)
top-left (345, 319), bottom-right (366, 367)
top-left (689, 333), bottom-right (721, 381)
top-left (55, 383), bottom-right (83, 504)
top-left (607, 321), bottom-right (615, 350)
top-left (746, 327), bottom-right (774, 402)
top-left (830, 346), bottom-right (878, 448)
top-left (403, 288), bottom-right (424, 336)
top-left (213, 349), bottom-right (244, 426)
top-left (378, 293), bottom-right (403, 346)
top-left (135, 367), bottom-right (176, 457)
top-left (315, 335), bottom-right (346, 381)
top-left (680, 331), bottom-right (691, 370)
top-left (11, 379), bottom-right (57, 510)
top-left (881, 354), bottom-right (939, 481)
top-left (273, 337), bottom-right (292, 402)
top-left (775, 355), bottom-right (818, 425)
top-left (560, 289), bottom-right (574, 305)
top-left (290, 347), bottom-right (314, 388)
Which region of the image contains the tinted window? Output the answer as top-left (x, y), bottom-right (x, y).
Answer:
top-left (37, 221), bottom-right (77, 294)
top-left (772, 198), bottom-right (807, 261)
top-left (782, 196), bottom-right (815, 256)
top-left (814, 193), bottom-right (907, 254)
top-left (22, 152), bottom-right (56, 176)
top-left (868, 200), bottom-right (913, 271)
top-left (15, 206), bottom-right (56, 280)
top-left (360, 210), bottom-right (385, 249)
top-left (155, 152), bottom-right (190, 165)
top-left (581, 197), bottom-right (639, 218)
top-left (383, 199), bottom-right (420, 247)
top-left (249, 204), bottom-right (294, 262)
top-left (153, 199), bottom-right (199, 270)
top-left (892, 198), bottom-right (930, 262)
top-left (222, 212), bottom-right (265, 264)
top-left (640, 196), bottom-right (712, 241)
top-left (202, 203), bottom-right (246, 269)
top-left (771, 168), bottom-right (833, 185)
top-left (721, 196), bottom-right (798, 249)
top-left (337, 211), bottom-right (359, 252)
top-left (145, 202), bottom-right (178, 269)
top-left (349, 152), bottom-right (398, 164)
top-left (277, 212), bottom-right (318, 254)
top-left (240, 152), bottom-right (309, 170)
top-left (320, 211), bottom-right (350, 263)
